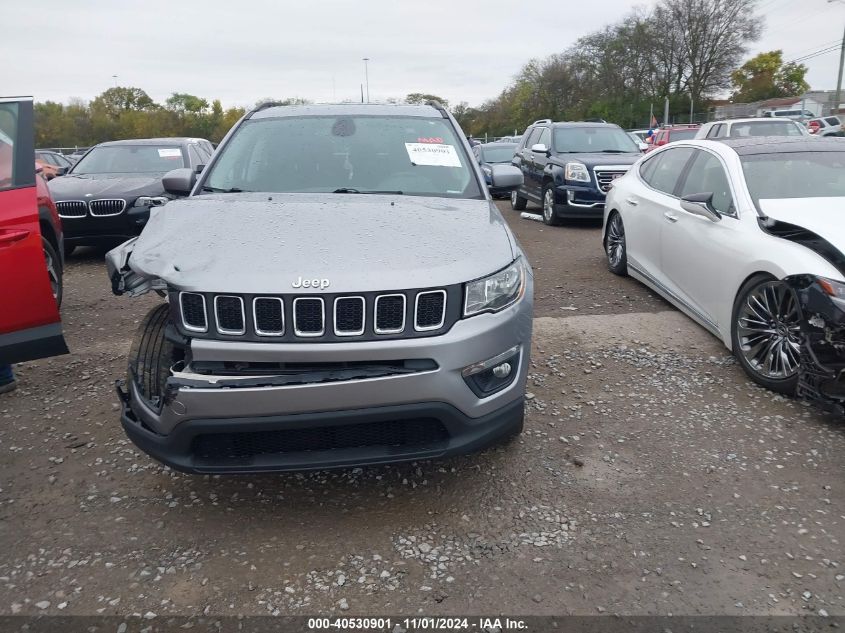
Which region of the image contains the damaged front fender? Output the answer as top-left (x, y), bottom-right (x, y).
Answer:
top-left (105, 238), bottom-right (165, 297)
top-left (784, 274), bottom-right (845, 413)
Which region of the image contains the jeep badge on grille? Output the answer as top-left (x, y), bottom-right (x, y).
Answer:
top-left (292, 277), bottom-right (330, 290)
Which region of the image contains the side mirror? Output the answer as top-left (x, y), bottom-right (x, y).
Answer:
top-left (638, 142), bottom-right (649, 152)
top-left (489, 164), bottom-right (523, 191)
top-left (162, 167), bottom-right (196, 196)
top-left (680, 192), bottom-right (721, 222)
top-left (531, 143), bottom-right (549, 154)
top-left (56, 166), bottom-right (68, 176)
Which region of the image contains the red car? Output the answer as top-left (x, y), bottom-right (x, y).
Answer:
top-left (0, 97), bottom-right (67, 364)
top-left (645, 124), bottom-right (701, 152)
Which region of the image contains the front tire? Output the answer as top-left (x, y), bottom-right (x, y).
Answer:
top-left (42, 237), bottom-right (62, 309)
top-left (127, 304), bottom-right (185, 407)
top-left (605, 212), bottom-right (627, 276)
top-left (731, 275), bottom-right (800, 395)
top-left (542, 185), bottom-right (562, 226)
top-left (510, 188), bottom-right (527, 211)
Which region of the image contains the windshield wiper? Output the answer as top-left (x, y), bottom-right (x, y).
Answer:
top-left (201, 185), bottom-right (246, 193)
top-left (332, 188), bottom-right (404, 194)
top-left (599, 149), bottom-right (629, 153)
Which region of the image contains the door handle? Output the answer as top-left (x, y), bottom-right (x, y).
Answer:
top-left (625, 198), bottom-right (638, 206)
top-left (0, 229), bottom-right (30, 247)
top-left (664, 212), bottom-right (678, 223)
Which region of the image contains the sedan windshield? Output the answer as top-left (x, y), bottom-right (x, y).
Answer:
top-left (730, 121), bottom-right (804, 137)
top-left (203, 115), bottom-right (481, 198)
top-left (481, 145), bottom-right (517, 163)
top-left (553, 127), bottom-right (640, 153)
top-left (72, 145), bottom-right (186, 174)
top-left (742, 151), bottom-right (845, 200)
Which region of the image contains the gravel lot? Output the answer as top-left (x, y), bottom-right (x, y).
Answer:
top-left (0, 199), bottom-right (842, 618)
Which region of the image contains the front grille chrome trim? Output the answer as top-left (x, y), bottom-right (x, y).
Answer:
top-left (252, 297), bottom-right (285, 337)
top-left (374, 294), bottom-right (406, 335)
top-left (55, 200), bottom-right (88, 218)
top-left (293, 297), bottom-right (325, 337)
top-left (414, 289), bottom-right (447, 332)
top-left (213, 295), bottom-right (246, 336)
top-left (333, 296), bottom-right (366, 337)
top-left (179, 292), bottom-right (208, 333)
top-left (88, 198), bottom-right (127, 217)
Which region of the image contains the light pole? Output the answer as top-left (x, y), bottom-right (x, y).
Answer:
top-left (362, 58), bottom-right (370, 103)
top-left (112, 74), bottom-right (118, 88)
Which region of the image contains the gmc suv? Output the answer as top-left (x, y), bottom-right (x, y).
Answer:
top-left (106, 102), bottom-right (533, 473)
top-left (510, 120), bottom-right (642, 225)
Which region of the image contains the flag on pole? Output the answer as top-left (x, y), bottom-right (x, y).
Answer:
top-left (650, 114), bottom-right (658, 128)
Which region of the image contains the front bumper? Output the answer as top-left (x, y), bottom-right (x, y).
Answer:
top-left (552, 186), bottom-right (606, 219)
top-left (786, 275), bottom-right (845, 413)
top-left (121, 284), bottom-right (533, 472)
top-left (61, 203), bottom-right (151, 246)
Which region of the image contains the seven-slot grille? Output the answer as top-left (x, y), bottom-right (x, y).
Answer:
top-left (89, 198), bottom-right (126, 216)
top-left (594, 170), bottom-right (626, 193)
top-left (56, 201), bottom-right (87, 218)
top-left (176, 291), bottom-right (452, 340)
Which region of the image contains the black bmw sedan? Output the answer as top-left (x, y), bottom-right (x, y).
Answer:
top-left (48, 138), bottom-right (213, 255)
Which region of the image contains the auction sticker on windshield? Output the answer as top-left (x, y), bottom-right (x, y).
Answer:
top-left (157, 148), bottom-right (182, 158)
top-left (405, 143), bottom-right (461, 167)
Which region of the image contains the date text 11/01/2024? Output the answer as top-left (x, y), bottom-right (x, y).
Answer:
top-left (307, 617), bottom-right (529, 631)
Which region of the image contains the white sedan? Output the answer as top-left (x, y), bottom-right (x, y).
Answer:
top-left (603, 136), bottom-right (845, 407)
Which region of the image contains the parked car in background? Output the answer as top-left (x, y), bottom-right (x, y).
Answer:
top-left (645, 124), bottom-right (701, 152)
top-left (48, 137), bottom-right (213, 256)
top-left (497, 135), bottom-right (522, 144)
top-left (105, 102), bottom-right (530, 473)
top-left (602, 136), bottom-right (845, 412)
top-left (473, 142), bottom-right (518, 197)
top-left (696, 118), bottom-right (808, 139)
top-left (0, 97), bottom-right (68, 364)
top-left (807, 116), bottom-right (844, 137)
top-left (35, 149), bottom-right (74, 179)
top-left (66, 147), bottom-right (90, 164)
top-left (510, 119), bottom-right (642, 224)
top-left (762, 108), bottom-right (815, 121)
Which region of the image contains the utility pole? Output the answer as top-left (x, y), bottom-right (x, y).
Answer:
top-left (663, 97), bottom-right (669, 126)
top-left (689, 93), bottom-right (694, 123)
top-left (362, 58), bottom-right (370, 103)
top-left (836, 23), bottom-right (845, 113)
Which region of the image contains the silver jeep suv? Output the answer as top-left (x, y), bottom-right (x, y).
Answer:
top-left (106, 102), bottom-right (532, 473)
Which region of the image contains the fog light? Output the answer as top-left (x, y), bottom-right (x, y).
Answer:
top-left (463, 346), bottom-right (520, 398)
top-left (492, 362), bottom-right (512, 378)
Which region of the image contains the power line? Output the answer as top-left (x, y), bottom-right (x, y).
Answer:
top-left (788, 45), bottom-right (841, 64)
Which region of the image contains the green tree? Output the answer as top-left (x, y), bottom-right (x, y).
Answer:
top-left (166, 93), bottom-right (210, 113)
top-left (731, 50), bottom-right (809, 102)
top-left (405, 93), bottom-right (449, 107)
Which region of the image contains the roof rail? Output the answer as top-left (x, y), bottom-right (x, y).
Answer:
top-left (532, 119), bottom-right (552, 125)
top-left (425, 100), bottom-right (450, 118)
top-left (245, 101), bottom-right (287, 119)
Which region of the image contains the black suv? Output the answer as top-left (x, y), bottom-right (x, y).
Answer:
top-left (510, 119), bottom-right (642, 224)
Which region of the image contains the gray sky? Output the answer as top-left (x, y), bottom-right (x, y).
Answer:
top-left (3, 0), bottom-right (844, 109)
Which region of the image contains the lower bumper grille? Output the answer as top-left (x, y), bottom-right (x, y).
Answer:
top-left (192, 419), bottom-right (450, 459)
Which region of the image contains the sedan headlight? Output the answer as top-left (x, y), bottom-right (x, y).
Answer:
top-left (816, 277), bottom-right (845, 306)
top-left (464, 259), bottom-right (525, 316)
top-left (565, 162), bottom-right (590, 183)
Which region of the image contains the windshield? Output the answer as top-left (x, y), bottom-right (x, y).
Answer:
top-left (72, 145), bottom-right (186, 174)
top-left (730, 121), bottom-right (804, 138)
top-left (481, 145), bottom-right (516, 163)
top-left (203, 115), bottom-right (481, 198)
top-left (742, 151), bottom-right (845, 201)
top-left (553, 127), bottom-right (639, 153)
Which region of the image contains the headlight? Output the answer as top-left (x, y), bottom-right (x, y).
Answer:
top-left (464, 259), bottom-right (525, 317)
top-left (565, 162), bottom-right (590, 183)
top-left (134, 196), bottom-right (169, 208)
top-left (816, 277), bottom-right (845, 305)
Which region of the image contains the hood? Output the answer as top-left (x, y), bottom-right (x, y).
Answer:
top-left (551, 152), bottom-right (641, 169)
top-left (48, 173), bottom-right (166, 201)
top-left (759, 198), bottom-right (845, 249)
top-left (127, 193), bottom-right (517, 294)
